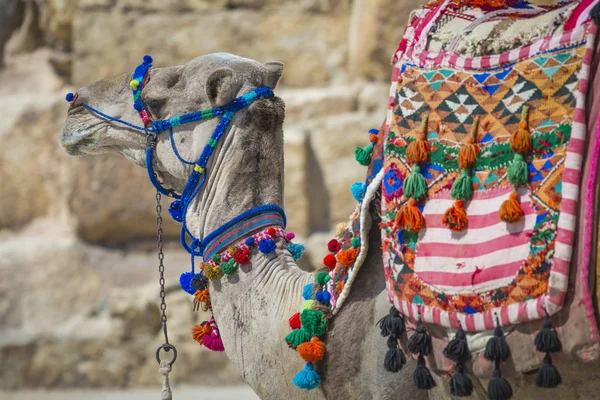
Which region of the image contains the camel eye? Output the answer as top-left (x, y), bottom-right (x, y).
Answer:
top-left (143, 96), bottom-right (166, 118)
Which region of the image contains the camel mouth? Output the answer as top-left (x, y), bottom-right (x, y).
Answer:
top-left (59, 113), bottom-right (109, 156)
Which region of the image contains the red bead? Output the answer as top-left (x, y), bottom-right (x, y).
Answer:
top-left (323, 254), bottom-right (337, 269)
top-left (268, 227), bottom-right (277, 236)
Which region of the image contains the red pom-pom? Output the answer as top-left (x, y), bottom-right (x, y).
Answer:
top-left (323, 254), bottom-right (337, 269)
top-left (268, 227), bottom-right (277, 236)
top-left (289, 312), bottom-right (301, 329)
top-left (327, 239), bottom-right (342, 253)
top-left (233, 248), bottom-right (250, 264)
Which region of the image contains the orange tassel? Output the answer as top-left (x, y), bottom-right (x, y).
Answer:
top-left (395, 198), bottom-right (425, 232)
top-left (297, 336), bottom-right (326, 362)
top-left (510, 106), bottom-right (532, 154)
top-left (442, 200), bottom-right (468, 231)
top-left (406, 114), bottom-right (430, 164)
top-left (458, 116), bottom-right (480, 169)
top-left (499, 192), bottom-right (524, 223)
top-left (191, 323), bottom-right (212, 344)
top-left (336, 281), bottom-right (344, 292)
top-left (337, 247), bottom-right (359, 267)
top-left (194, 289), bottom-right (210, 303)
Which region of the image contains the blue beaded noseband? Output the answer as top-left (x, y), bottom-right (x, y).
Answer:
top-left (65, 55), bottom-right (285, 262)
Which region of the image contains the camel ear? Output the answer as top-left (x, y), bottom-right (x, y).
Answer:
top-left (205, 67), bottom-right (241, 107)
top-left (264, 61), bottom-right (284, 90)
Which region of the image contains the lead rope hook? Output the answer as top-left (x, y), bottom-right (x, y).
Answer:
top-left (155, 190), bottom-right (177, 399)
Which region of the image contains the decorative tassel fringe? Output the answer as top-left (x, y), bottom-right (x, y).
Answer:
top-left (404, 166), bottom-right (427, 201)
top-left (350, 182), bottom-right (366, 202)
top-left (449, 364), bottom-right (473, 397)
top-left (507, 153), bottom-right (528, 186)
top-left (450, 170), bottom-right (473, 201)
top-left (484, 324), bottom-right (510, 363)
top-left (536, 353), bottom-right (562, 388)
top-left (407, 114), bottom-right (430, 164)
top-left (510, 106), bottom-right (532, 154)
top-left (202, 330), bottom-right (225, 352)
top-left (443, 200), bottom-right (469, 232)
top-left (297, 337), bottom-right (326, 362)
top-left (355, 143), bottom-right (374, 166)
top-left (413, 354), bottom-right (436, 390)
top-left (499, 192), bottom-right (524, 223)
top-left (443, 325), bottom-right (471, 364)
top-left (191, 323), bottom-right (211, 344)
top-left (534, 312), bottom-right (562, 353)
top-left (168, 199), bottom-right (185, 222)
top-left (488, 367), bottom-right (513, 400)
top-left (395, 198), bottom-right (425, 232)
top-left (459, 117), bottom-right (480, 169)
top-left (384, 336), bottom-right (407, 372)
top-left (293, 363), bottom-right (321, 390)
top-left (285, 328), bottom-right (311, 348)
top-left (408, 319), bottom-right (432, 356)
top-left (289, 312), bottom-right (302, 330)
top-left (377, 306), bottom-right (406, 338)
top-left (288, 243), bottom-right (305, 261)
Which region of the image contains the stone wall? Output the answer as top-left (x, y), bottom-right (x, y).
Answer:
top-left (0, 0), bottom-right (431, 389)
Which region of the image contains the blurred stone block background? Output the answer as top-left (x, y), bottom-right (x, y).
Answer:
top-left (0, 0), bottom-right (559, 390)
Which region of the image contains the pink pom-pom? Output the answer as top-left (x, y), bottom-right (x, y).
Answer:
top-left (286, 232), bottom-right (295, 241)
top-left (202, 331), bottom-right (225, 352)
top-left (327, 239), bottom-right (342, 253)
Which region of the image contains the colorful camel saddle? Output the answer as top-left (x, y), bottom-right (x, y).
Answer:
top-left (320, 0), bottom-right (600, 397)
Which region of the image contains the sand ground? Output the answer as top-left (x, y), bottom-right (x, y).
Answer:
top-left (0, 386), bottom-right (260, 400)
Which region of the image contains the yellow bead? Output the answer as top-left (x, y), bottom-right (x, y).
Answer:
top-left (194, 165), bottom-right (204, 173)
top-left (130, 80), bottom-right (140, 90)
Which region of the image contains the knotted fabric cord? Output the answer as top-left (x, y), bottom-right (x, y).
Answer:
top-left (66, 56), bottom-right (276, 397)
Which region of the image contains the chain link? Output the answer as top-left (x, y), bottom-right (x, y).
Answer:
top-left (156, 191), bottom-right (170, 346)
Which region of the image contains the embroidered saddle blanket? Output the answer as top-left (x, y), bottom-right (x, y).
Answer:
top-left (327, 0), bottom-right (600, 380)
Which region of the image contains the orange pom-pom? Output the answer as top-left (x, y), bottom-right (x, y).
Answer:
top-left (369, 134), bottom-right (379, 143)
top-left (442, 200), bottom-right (468, 232)
top-left (406, 114), bottom-right (430, 164)
top-left (337, 247), bottom-right (359, 267)
top-left (289, 312), bottom-right (301, 329)
top-left (191, 323), bottom-right (212, 344)
top-left (510, 106), bottom-right (532, 154)
top-left (499, 192), bottom-right (524, 223)
top-left (395, 198), bottom-right (425, 232)
top-left (458, 116), bottom-right (480, 169)
top-left (297, 336), bottom-right (326, 362)
top-left (194, 289), bottom-right (210, 303)
top-left (336, 281), bottom-right (344, 292)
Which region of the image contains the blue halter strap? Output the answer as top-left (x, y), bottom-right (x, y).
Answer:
top-left (65, 55), bottom-right (282, 260)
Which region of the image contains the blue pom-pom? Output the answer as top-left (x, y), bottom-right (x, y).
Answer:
top-left (179, 272), bottom-right (199, 295)
top-left (292, 363), bottom-right (321, 390)
top-left (143, 55), bottom-right (153, 64)
top-left (258, 239), bottom-right (276, 254)
top-left (288, 243), bottom-right (305, 261)
top-left (350, 182), bottom-right (366, 202)
top-left (65, 93), bottom-right (74, 102)
top-left (245, 237), bottom-right (256, 246)
top-left (302, 283), bottom-right (314, 300)
top-left (168, 200), bottom-right (185, 222)
top-left (316, 290), bottom-right (331, 304)
top-left (368, 128), bottom-right (379, 134)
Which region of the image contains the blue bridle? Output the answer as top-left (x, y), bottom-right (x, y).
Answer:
top-left (65, 55), bottom-right (283, 260)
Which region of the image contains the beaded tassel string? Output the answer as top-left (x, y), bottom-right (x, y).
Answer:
top-left (443, 117), bottom-right (480, 232)
top-left (499, 106), bottom-right (531, 223)
top-left (396, 114), bottom-right (430, 232)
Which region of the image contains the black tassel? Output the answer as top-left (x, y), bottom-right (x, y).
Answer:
top-left (378, 306), bottom-right (406, 338)
top-left (444, 325), bottom-right (471, 363)
top-left (449, 364), bottom-right (473, 397)
top-left (484, 323), bottom-right (510, 362)
top-left (408, 319), bottom-right (432, 356)
top-left (534, 312), bottom-right (562, 353)
top-left (413, 354), bottom-right (436, 390)
top-left (192, 275), bottom-right (208, 291)
top-left (488, 366), bottom-right (513, 400)
top-left (535, 353), bottom-right (562, 388)
top-left (384, 336), bottom-right (407, 372)
top-left (592, 1), bottom-right (600, 25)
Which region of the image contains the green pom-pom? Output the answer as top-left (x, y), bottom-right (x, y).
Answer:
top-left (404, 165), bottom-right (427, 200)
top-left (301, 299), bottom-right (316, 311)
top-left (220, 259), bottom-right (237, 275)
top-left (354, 143), bottom-right (373, 166)
top-left (285, 328), bottom-right (311, 348)
top-left (508, 153), bottom-right (529, 186)
top-left (316, 271), bottom-right (330, 285)
top-left (211, 254), bottom-right (221, 263)
top-left (450, 170), bottom-right (473, 201)
top-left (301, 309), bottom-right (327, 337)
top-left (351, 237), bottom-right (360, 248)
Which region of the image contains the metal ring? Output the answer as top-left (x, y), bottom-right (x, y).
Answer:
top-left (156, 343), bottom-right (178, 366)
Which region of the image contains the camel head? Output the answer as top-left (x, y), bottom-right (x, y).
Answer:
top-left (60, 53), bottom-right (285, 234)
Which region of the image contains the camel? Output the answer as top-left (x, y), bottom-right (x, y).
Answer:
top-left (59, 53), bottom-right (600, 400)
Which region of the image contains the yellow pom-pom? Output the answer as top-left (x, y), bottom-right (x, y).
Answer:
top-left (130, 80), bottom-right (140, 90)
top-left (336, 222), bottom-right (347, 237)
